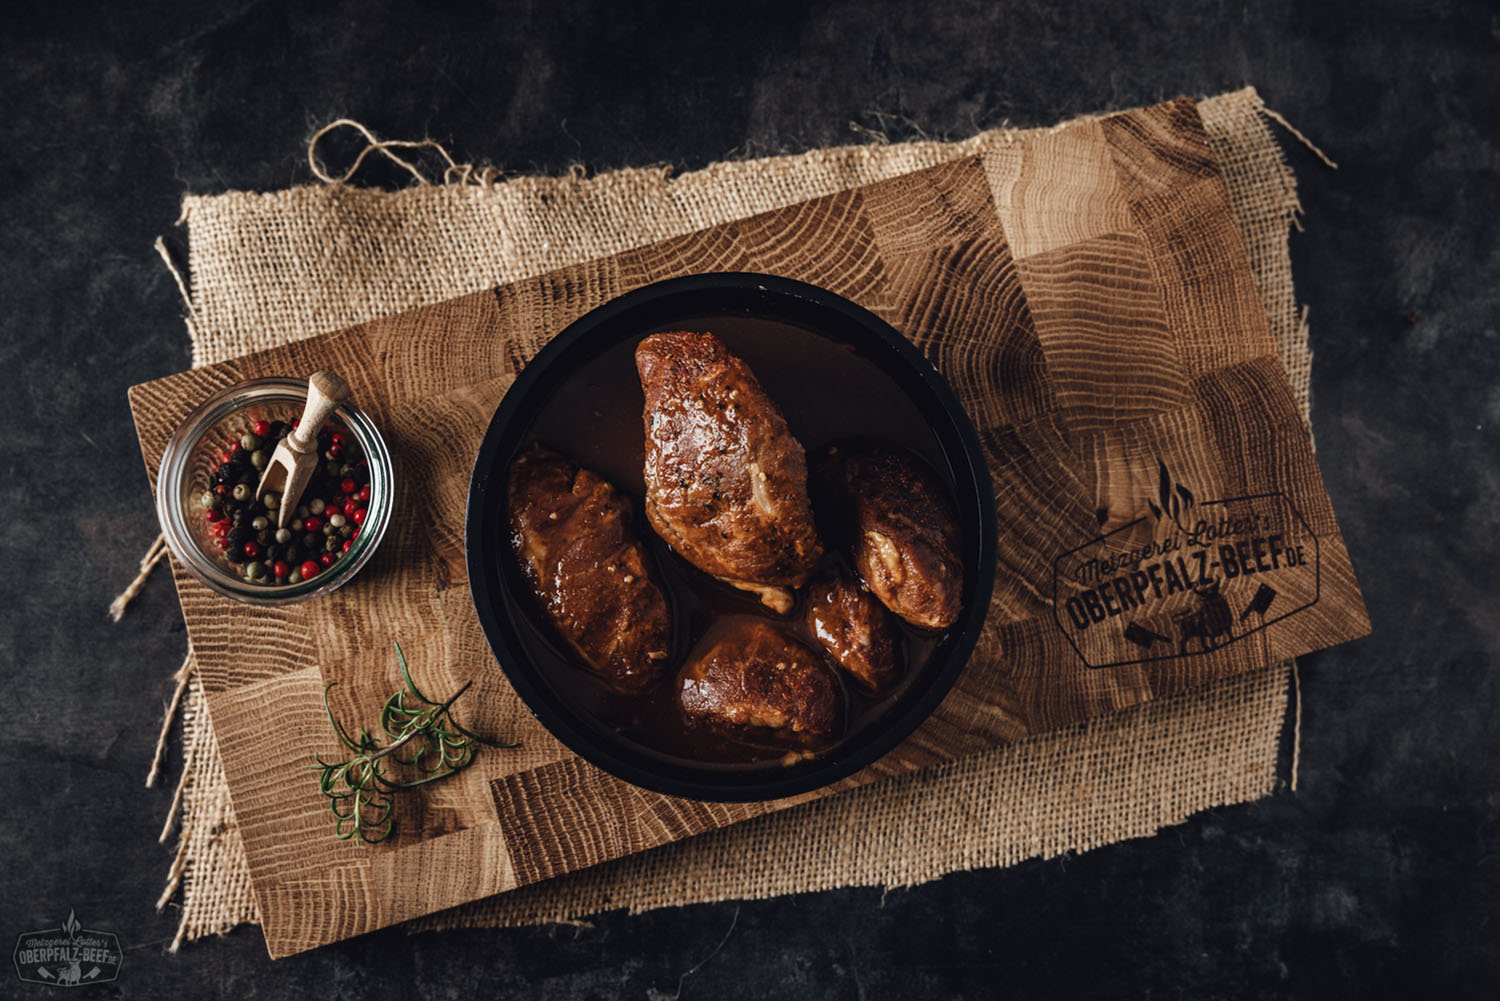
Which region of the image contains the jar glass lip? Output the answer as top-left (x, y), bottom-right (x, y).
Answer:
top-left (155, 377), bottom-right (393, 606)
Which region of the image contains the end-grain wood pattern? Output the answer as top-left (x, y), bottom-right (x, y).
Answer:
top-left (129, 98), bottom-right (1369, 958)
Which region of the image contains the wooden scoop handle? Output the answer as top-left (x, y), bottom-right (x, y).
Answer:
top-left (287, 370), bottom-right (351, 454)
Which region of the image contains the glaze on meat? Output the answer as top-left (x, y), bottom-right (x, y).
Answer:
top-left (816, 442), bottom-right (964, 630)
top-left (679, 619), bottom-right (839, 735)
top-left (506, 444), bottom-right (671, 692)
top-left (805, 571), bottom-right (901, 691)
top-left (636, 331), bottom-right (823, 613)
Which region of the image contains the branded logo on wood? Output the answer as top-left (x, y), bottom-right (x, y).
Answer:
top-left (13, 911), bottom-right (122, 988)
top-left (1052, 463), bottom-right (1319, 669)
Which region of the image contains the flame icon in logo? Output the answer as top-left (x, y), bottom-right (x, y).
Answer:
top-left (1145, 460), bottom-right (1195, 533)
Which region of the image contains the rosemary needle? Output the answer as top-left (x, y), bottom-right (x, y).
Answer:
top-left (312, 641), bottom-right (518, 844)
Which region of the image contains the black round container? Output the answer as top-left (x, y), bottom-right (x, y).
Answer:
top-left (466, 273), bottom-right (996, 801)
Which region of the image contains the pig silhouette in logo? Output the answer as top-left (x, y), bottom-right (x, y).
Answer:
top-left (1173, 579), bottom-right (1233, 653)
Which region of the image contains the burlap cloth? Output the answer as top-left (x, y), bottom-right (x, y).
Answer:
top-left (154, 87), bottom-right (1312, 947)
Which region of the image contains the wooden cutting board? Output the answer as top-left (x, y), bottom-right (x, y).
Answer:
top-left (130, 97), bottom-right (1368, 958)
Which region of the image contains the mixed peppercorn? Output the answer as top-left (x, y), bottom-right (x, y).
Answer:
top-left (198, 418), bottom-right (372, 585)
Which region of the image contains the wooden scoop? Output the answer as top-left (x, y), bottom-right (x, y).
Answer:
top-left (257, 370), bottom-right (351, 529)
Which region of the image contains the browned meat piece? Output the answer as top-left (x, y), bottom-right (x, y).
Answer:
top-left (805, 571), bottom-right (901, 691)
top-left (636, 331), bottom-right (822, 614)
top-left (506, 443), bottom-right (671, 692)
top-left (679, 620), bottom-right (839, 735)
top-left (816, 443), bottom-right (964, 630)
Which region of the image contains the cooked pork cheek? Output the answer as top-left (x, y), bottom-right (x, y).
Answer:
top-left (678, 620), bottom-right (839, 734)
top-left (805, 572), bottom-right (901, 691)
top-left (506, 444), bottom-right (671, 692)
top-left (817, 443), bottom-right (964, 630)
top-left (635, 331), bottom-right (823, 614)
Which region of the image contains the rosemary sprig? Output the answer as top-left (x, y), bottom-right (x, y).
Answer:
top-left (312, 642), bottom-right (518, 844)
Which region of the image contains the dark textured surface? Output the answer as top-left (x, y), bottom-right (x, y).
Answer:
top-left (2, 1), bottom-right (1497, 997)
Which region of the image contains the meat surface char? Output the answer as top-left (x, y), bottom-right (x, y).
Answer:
top-left (636, 331), bottom-right (823, 614)
top-left (816, 442), bottom-right (965, 630)
top-left (805, 571), bottom-right (901, 691)
top-left (506, 444), bottom-right (671, 692)
top-left (679, 619), bottom-right (839, 735)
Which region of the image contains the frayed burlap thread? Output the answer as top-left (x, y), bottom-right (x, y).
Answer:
top-left (156, 87), bottom-right (1311, 945)
top-left (157, 671), bottom-right (258, 949)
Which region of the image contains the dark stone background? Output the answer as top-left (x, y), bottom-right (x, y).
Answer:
top-left (3, 1), bottom-right (1497, 997)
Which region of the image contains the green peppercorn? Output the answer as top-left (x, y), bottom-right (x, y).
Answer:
top-left (308, 498), bottom-right (325, 515)
top-left (288, 568), bottom-right (302, 584)
top-left (291, 518), bottom-right (304, 532)
top-left (275, 528), bottom-right (292, 544)
top-left (340, 524), bottom-right (354, 538)
top-left (250, 449), bottom-right (267, 470)
top-left (251, 516), bottom-right (269, 531)
top-left (262, 492), bottom-right (280, 510)
top-left (240, 432), bottom-right (262, 452)
top-left (324, 537), bottom-right (338, 553)
top-left (232, 483), bottom-right (251, 502)
top-left (200, 490), bottom-right (219, 510)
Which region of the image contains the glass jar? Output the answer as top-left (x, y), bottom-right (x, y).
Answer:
top-left (155, 377), bottom-right (393, 605)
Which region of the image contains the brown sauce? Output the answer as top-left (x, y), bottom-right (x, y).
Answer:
top-left (508, 314), bottom-right (956, 771)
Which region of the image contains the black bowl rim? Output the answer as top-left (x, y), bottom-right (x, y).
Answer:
top-left (465, 272), bottom-right (997, 802)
